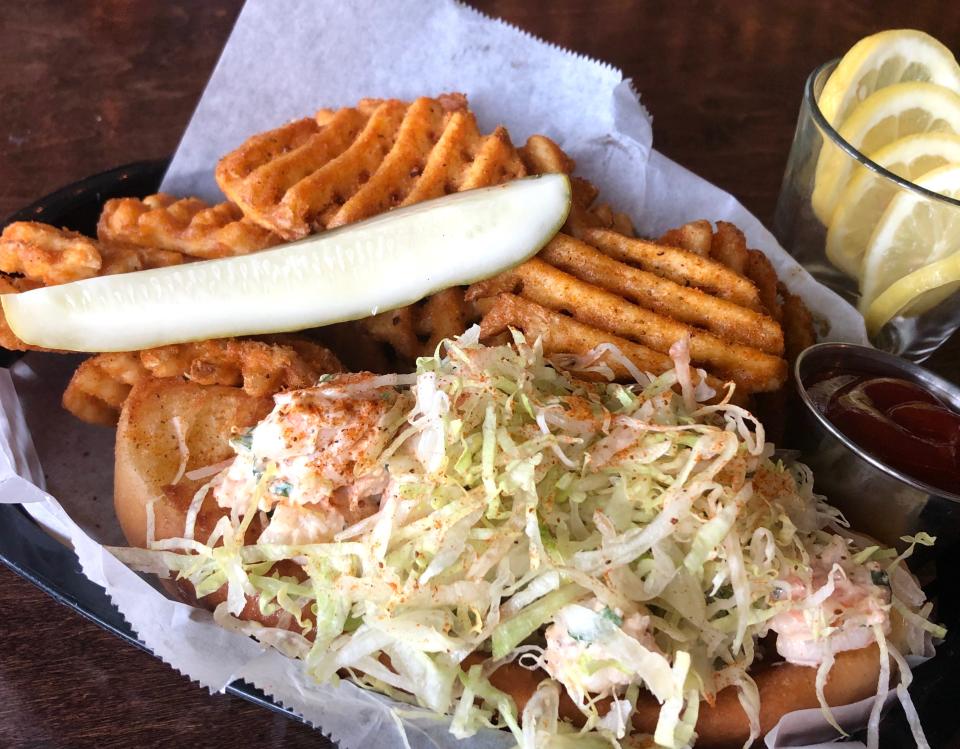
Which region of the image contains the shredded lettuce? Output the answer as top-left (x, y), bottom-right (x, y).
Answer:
top-left (109, 329), bottom-right (943, 748)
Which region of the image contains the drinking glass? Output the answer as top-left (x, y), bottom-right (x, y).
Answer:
top-left (773, 60), bottom-right (960, 361)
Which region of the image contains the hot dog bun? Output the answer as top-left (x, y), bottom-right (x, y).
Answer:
top-left (115, 377), bottom-right (273, 548)
top-left (113, 378), bottom-right (884, 747)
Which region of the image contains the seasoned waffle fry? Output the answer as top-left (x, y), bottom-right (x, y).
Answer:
top-left (0, 221), bottom-right (187, 288)
top-left (519, 134), bottom-right (634, 236)
top-left (520, 134), bottom-right (575, 175)
top-left (62, 352), bottom-right (149, 427)
top-left (583, 227), bottom-right (763, 310)
top-left (468, 258), bottom-right (786, 392)
top-left (479, 293), bottom-right (724, 393)
top-left (98, 193), bottom-right (280, 259)
top-left (0, 222), bottom-right (101, 285)
top-left (63, 337), bottom-right (343, 426)
top-left (139, 337), bottom-right (342, 396)
top-left (417, 288), bottom-right (470, 355)
top-left (0, 223), bottom-right (189, 352)
top-left (358, 288), bottom-right (471, 363)
top-left (779, 283), bottom-right (817, 365)
top-left (666, 219), bottom-right (777, 320)
top-left (745, 249), bottom-right (782, 322)
top-left (470, 218), bottom-right (795, 396)
top-left (658, 219), bottom-right (713, 256)
top-left (216, 94), bottom-right (526, 239)
top-left (99, 243), bottom-right (186, 275)
top-left (360, 306), bottom-right (421, 361)
top-left (662, 220), bottom-right (806, 330)
top-left (710, 221), bottom-right (749, 276)
top-left (472, 211), bottom-right (805, 400)
top-left (0, 277), bottom-right (44, 351)
top-left (532, 234), bottom-right (784, 354)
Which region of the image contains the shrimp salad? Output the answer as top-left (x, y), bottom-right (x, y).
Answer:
top-left (114, 328), bottom-right (943, 748)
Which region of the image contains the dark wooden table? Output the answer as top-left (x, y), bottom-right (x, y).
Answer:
top-left (0, 2), bottom-right (957, 747)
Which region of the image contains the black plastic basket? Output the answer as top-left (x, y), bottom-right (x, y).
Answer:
top-left (1, 162), bottom-right (957, 747)
top-left (0, 160), bottom-right (300, 725)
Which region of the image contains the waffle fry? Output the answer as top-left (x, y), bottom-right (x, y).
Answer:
top-left (63, 337), bottom-right (343, 426)
top-left (98, 193), bottom-right (280, 259)
top-left (709, 221), bottom-right (749, 276)
top-left (470, 224), bottom-right (793, 396)
top-left (663, 219), bottom-right (814, 332)
top-left (479, 293), bottom-right (725, 393)
top-left (520, 134), bottom-right (575, 176)
top-left (0, 221), bottom-right (187, 285)
top-left (658, 219), bottom-right (713, 256)
top-left (659, 220), bottom-right (816, 389)
top-left (99, 243), bottom-right (186, 275)
top-left (216, 94), bottom-right (526, 240)
top-left (0, 222), bottom-right (102, 285)
top-left (519, 134), bottom-right (634, 236)
top-left (358, 288), bottom-right (472, 363)
top-left (0, 222), bottom-right (188, 352)
top-left (417, 288), bottom-right (470, 355)
top-left (779, 283), bottom-right (817, 365)
top-left (467, 258), bottom-right (786, 392)
top-left (532, 234), bottom-right (784, 354)
top-left (360, 307), bottom-right (421, 361)
top-left (62, 352), bottom-right (150, 426)
top-left (0, 277), bottom-right (44, 351)
top-left (583, 228), bottom-right (763, 311)
top-left (745, 249), bottom-right (782, 322)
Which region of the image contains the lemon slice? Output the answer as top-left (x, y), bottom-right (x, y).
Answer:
top-left (858, 162), bottom-right (960, 319)
top-left (865, 249), bottom-right (960, 335)
top-left (811, 82), bottom-right (960, 223)
top-left (819, 29), bottom-right (960, 128)
top-left (826, 132), bottom-right (960, 277)
top-left (1, 174), bottom-right (572, 352)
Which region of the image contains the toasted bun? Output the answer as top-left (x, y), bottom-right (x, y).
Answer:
top-left (114, 377), bottom-right (309, 628)
top-left (662, 643), bottom-right (880, 748)
top-left (473, 644), bottom-right (881, 748)
top-left (114, 377), bottom-right (273, 548)
top-left (114, 378), bottom-right (883, 746)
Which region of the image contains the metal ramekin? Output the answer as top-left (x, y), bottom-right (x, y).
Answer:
top-left (794, 343), bottom-right (960, 552)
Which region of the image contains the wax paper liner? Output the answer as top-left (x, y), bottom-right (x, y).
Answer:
top-left (1, 0), bottom-right (917, 745)
top-left (161, 0), bottom-right (867, 346)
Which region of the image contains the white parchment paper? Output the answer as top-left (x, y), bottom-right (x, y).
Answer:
top-left (0, 1), bottom-right (905, 747)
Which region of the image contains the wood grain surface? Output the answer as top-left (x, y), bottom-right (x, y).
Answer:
top-left (0, 2), bottom-right (958, 747)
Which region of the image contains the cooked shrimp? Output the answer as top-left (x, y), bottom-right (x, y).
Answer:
top-left (215, 373), bottom-right (405, 544)
top-left (769, 539), bottom-right (891, 666)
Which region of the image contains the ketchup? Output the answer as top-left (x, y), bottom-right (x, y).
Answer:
top-left (806, 372), bottom-right (960, 495)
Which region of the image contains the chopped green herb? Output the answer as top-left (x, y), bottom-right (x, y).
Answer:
top-left (601, 607), bottom-right (623, 627)
top-left (711, 584), bottom-right (734, 600)
top-left (230, 428), bottom-right (254, 451)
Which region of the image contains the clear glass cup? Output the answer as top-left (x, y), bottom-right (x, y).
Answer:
top-left (773, 60), bottom-right (960, 361)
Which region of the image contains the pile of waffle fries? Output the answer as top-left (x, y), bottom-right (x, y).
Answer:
top-left (0, 93), bottom-right (813, 427)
